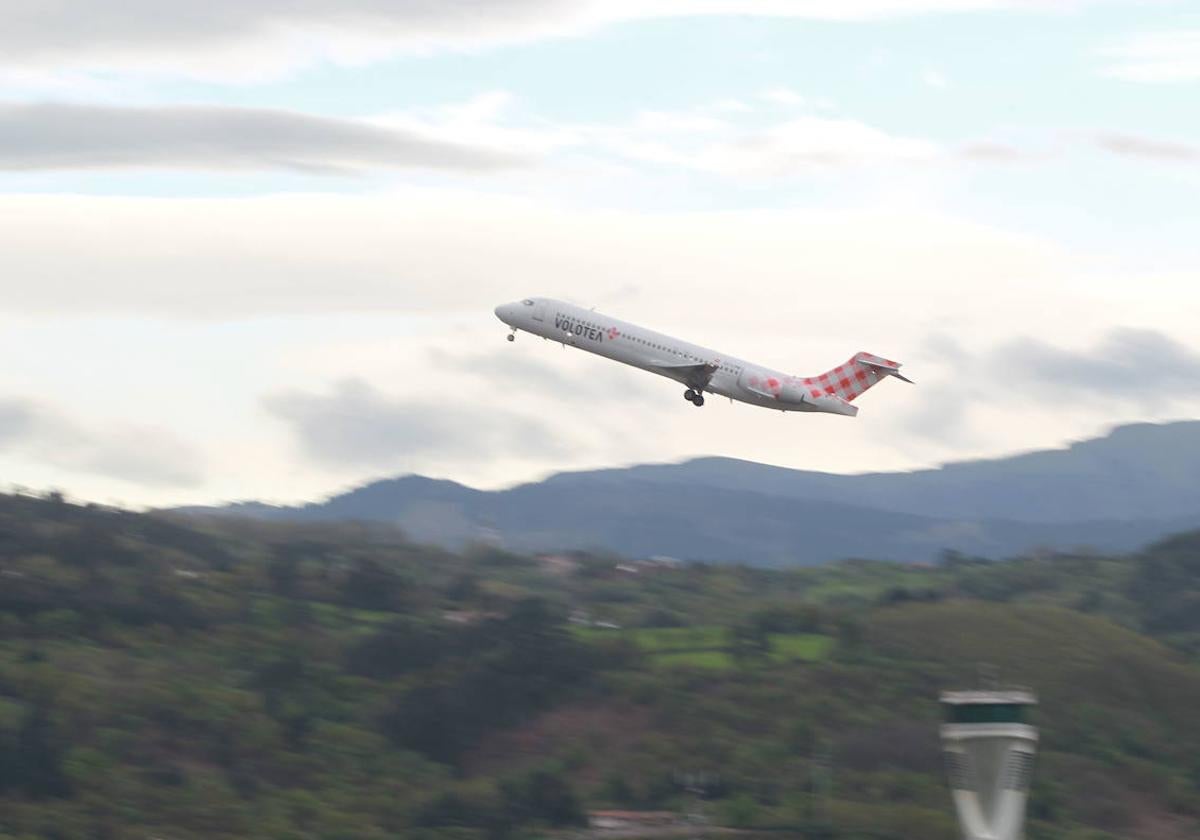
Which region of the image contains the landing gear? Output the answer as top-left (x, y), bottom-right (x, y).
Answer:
top-left (684, 389), bottom-right (705, 407)
top-left (506, 330), bottom-right (516, 342)
top-left (693, 394), bottom-right (705, 407)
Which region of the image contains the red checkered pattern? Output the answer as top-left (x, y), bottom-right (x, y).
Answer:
top-left (747, 374), bottom-right (783, 397)
top-left (801, 352), bottom-right (901, 403)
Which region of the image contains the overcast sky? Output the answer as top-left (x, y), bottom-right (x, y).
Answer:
top-left (2, 0), bottom-right (1198, 507)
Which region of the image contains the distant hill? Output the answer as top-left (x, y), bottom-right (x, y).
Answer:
top-left (180, 421), bottom-right (1200, 565)
top-left (540, 420), bottom-right (1200, 523)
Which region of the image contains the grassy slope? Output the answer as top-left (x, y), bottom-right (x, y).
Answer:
top-left (498, 604), bottom-right (1200, 838)
top-left (573, 626), bottom-right (831, 670)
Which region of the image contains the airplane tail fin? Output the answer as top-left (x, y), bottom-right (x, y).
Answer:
top-left (804, 352), bottom-right (911, 403)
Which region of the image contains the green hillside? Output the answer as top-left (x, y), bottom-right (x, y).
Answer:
top-left (0, 492), bottom-right (1198, 839)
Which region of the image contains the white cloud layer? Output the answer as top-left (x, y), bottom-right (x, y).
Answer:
top-left (389, 93), bottom-right (955, 178)
top-left (0, 190), bottom-right (1081, 322)
top-left (0, 397), bottom-right (202, 488)
top-left (1100, 29), bottom-right (1200, 83)
top-left (1002, 328), bottom-right (1200, 404)
top-left (0, 94), bottom-right (947, 177)
top-left (691, 117), bottom-right (941, 175)
top-left (264, 378), bottom-right (573, 468)
top-left (897, 328), bottom-right (1200, 446)
top-left (0, 103), bottom-right (527, 173)
top-left (1095, 132), bottom-right (1200, 161)
top-left (8, 93), bottom-right (1190, 179)
top-left (0, 0), bottom-right (1122, 82)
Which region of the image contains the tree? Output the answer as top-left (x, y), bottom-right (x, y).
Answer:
top-left (341, 558), bottom-right (408, 612)
top-left (13, 703), bottom-right (72, 799)
top-left (729, 622), bottom-right (771, 665)
top-left (344, 620), bottom-right (446, 679)
top-left (267, 548), bottom-right (300, 596)
top-left (500, 767), bottom-right (586, 828)
top-left (381, 680), bottom-right (466, 765)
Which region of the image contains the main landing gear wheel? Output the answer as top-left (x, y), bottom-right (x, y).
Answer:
top-left (693, 394), bottom-right (705, 407)
top-left (684, 389), bottom-right (705, 407)
top-left (684, 389), bottom-right (696, 402)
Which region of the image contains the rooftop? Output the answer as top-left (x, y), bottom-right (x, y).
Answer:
top-left (940, 690), bottom-right (1037, 706)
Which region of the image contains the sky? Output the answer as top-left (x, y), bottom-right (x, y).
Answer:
top-left (1, 0), bottom-right (1199, 508)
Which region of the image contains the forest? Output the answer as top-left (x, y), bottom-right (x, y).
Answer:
top-left (0, 490), bottom-right (1198, 839)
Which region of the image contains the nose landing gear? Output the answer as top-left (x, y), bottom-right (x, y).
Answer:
top-left (684, 389), bottom-right (705, 407)
top-left (506, 329), bottom-right (516, 342)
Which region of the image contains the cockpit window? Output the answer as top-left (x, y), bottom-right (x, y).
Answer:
top-left (522, 299), bottom-right (534, 305)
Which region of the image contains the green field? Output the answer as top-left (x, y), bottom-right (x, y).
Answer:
top-left (651, 650), bottom-right (736, 669)
top-left (629, 625), bottom-right (727, 651)
top-left (578, 624), bottom-right (832, 670)
top-left (767, 632), bottom-right (834, 662)
top-left (574, 624), bottom-right (726, 650)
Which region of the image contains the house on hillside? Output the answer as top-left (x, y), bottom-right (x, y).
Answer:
top-left (537, 554), bottom-right (580, 576)
top-left (587, 810), bottom-right (680, 831)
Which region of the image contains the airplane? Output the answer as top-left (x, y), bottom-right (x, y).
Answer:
top-left (494, 297), bottom-right (911, 416)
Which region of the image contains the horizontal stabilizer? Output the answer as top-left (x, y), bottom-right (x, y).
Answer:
top-left (859, 356), bottom-right (913, 384)
top-left (809, 393), bottom-right (859, 417)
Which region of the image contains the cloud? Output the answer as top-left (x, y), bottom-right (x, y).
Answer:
top-left (0, 397), bottom-right (202, 487)
top-left (959, 141), bottom-right (1031, 161)
top-left (759, 87), bottom-right (807, 106)
top-left (0, 0), bottom-right (582, 82)
top-left (691, 116), bottom-right (941, 175)
top-left (0, 0), bottom-right (1126, 82)
top-left (604, 109), bottom-right (1200, 176)
top-left (427, 347), bottom-right (659, 400)
top-left (1095, 132), bottom-right (1199, 162)
top-left (0, 400), bottom-right (36, 443)
top-left (1000, 328), bottom-right (1200, 404)
top-left (12, 97), bottom-right (1189, 179)
top-left (264, 378), bottom-right (573, 469)
top-left (370, 91), bottom-right (582, 159)
top-left (899, 328), bottom-right (1200, 445)
top-left (0, 191), bottom-right (1072, 321)
top-left (921, 68), bottom-right (949, 88)
top-left (1100, 29), bottom-right (1200, 83)
top-left (569, 104), bottom-right (945, 176)
top-left (898, 383), bottom-right (976, 447)
top-left (711, 99), bottom-right (755, 114)
top-left (0, 103), bottom-right (527, 173)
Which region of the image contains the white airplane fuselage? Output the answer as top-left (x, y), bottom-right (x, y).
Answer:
top-left (494, 297), bottom-right (909, 416)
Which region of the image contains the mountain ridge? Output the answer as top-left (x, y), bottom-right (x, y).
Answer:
top-left (174, 421), bottom-right (1200, 565)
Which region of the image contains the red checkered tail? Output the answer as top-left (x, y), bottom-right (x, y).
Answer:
top-left (807, 352), bottom-right (912, 403)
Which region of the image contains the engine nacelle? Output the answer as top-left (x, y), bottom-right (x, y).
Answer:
top-left (775, 380), bottom-right (812, 405)
top-left (739, 368), bottom-right (806, 405)
top-left (738, 368), bottom-right (858, 415)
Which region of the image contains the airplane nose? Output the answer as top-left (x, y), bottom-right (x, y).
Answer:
top-left (494, 302), bottom-right (515, 324)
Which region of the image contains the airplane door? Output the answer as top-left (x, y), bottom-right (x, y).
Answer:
top-left (533, 301), bottom-right (546, 322)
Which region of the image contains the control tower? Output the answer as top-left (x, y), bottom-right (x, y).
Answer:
top-left (940, 690), bottom-right (1038, 840)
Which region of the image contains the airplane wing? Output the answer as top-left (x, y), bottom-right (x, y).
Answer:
top-left (650, 360), bottom-right (719, 391)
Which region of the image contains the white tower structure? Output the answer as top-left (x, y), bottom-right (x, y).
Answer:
top-left (940, 690), bottom-right (1038, 840)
